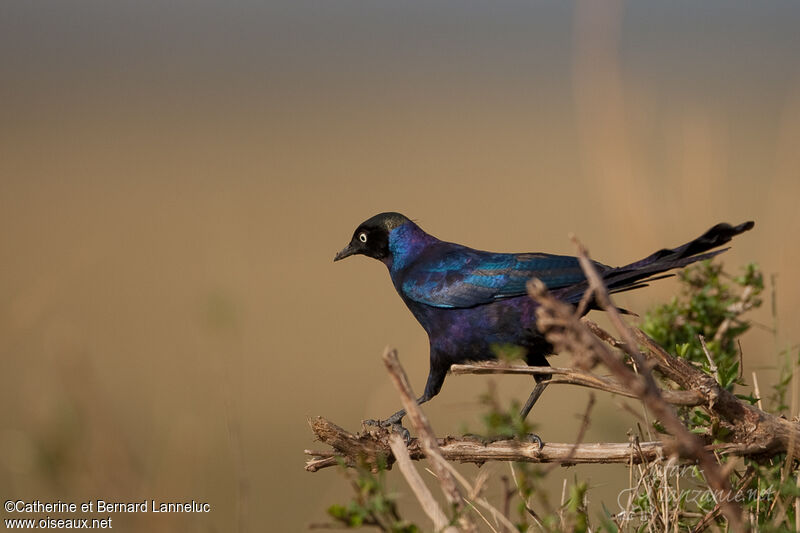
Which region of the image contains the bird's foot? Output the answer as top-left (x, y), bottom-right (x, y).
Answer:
top-left (363, 418), bottom-right (411, 443)
top-left (525, 433), bottom-right (544, 450)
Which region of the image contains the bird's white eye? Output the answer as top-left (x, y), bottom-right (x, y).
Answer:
top-left (358, 232), bottom-right (368, 243)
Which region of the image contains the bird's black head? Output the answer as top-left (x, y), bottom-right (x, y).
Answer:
top-left (334, 212), bottom-right (410, 263)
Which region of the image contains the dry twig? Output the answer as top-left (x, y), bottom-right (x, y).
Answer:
top-left (307, 238), bottom-right (800, 533)
top-left (305, 416), bottom-right (668, 471)
top-left (450, 362), bottom-right (704, 405)
top-left (560, 235), bottom-right (743, 531)
top-left (387, 434), bottom-right (455, 532)
top-left (382, 348), bottom-right (478, 533)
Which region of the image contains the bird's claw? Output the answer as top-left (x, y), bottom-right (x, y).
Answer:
top-left (390, 423), bottom-right (411, 443)
top-left (526, 433), bottom-right (544, 450)
top-left (363, 419), bottom-right (411, 444)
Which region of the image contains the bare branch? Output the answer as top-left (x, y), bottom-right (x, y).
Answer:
top-left (307, 239), bottom-right (800, 532)
top-left (690, 467), bottom-right (758, 533)
top-left (305, 416), bottom-right (669, 472)
top-left (563, 235), bottom-right (745, 532)
top-left (428, 457), bottom-right (519, 533)
top-left (382, 348), bottom-right (479, 533)
top-left (630, 327), bottom-right (800, 460)
top-left (714, 284), bottom-right (755, 344)
top-left (699, 334), bottom-right (721, 384)
top-left (451, 362), bottom-right (704, 406)
top-left (307, 327), bottom-right (799, 476)
top-left (388, 434), bottom-right (456, 533)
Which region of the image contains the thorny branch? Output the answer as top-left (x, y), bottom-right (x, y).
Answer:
top-left (562, 236), bottom-right (743, 530)
top-left (306, 240), bottom-right (800, 532)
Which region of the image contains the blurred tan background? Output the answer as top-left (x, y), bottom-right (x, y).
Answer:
top-left (1, 1), bottom-right (799, 531)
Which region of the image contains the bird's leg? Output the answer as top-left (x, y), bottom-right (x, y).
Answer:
top-left (519, 380), bottom-right (548, 419)
top-left (363, 364), bottom-right (446, 443)
top-left (461, 377), bottom-right (549, 449)
top-left (363, 400), bottom-right (412, 443)
top-left (380, 407), bottom-right (407, 426)
top-left (519, 375), bottom-right (550, 449)
top-left (363, 392), bottom-right (432, 443)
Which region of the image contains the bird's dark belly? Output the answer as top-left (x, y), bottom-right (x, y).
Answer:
top-left (406, 296), bottom-right (550, 367)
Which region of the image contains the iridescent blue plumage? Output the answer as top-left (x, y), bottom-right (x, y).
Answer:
top-left (334, 212), bottom-right (754, 433)
top-left (398, 245), bottom-right (600, 309)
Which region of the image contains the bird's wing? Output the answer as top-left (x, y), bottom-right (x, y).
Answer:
top-left (401, 248), bottom-right (596, 308)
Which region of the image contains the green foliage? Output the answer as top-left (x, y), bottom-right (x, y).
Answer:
top-left (511, 461), bottom-right (545, 531)
top-left (327, 456), bottom-right (419, 532)
top-left (322, 261), bottom-right (798, 532)
top-left (642, 261), bottom-right (763, 392)
top-left (642, 262), bottom-right (765, 443)
top-left (477, 381), bottom-right (543, 530)
top-left (503, 460), bottom-right (592, 533)
top-left (476, 384), bottom-right (595, 532)
top-left (627, 262), bottom-right (798, 530)
top-left (769, 348), bottom-right (800, 414)
top-left (491, 342), bottom-right (528, 363)
top-left (564, 480), bottom-right (590, 533)
top-left (738, 457), bottom-right (798, 532)
top-left (478, 381), bottom-right (534, 440)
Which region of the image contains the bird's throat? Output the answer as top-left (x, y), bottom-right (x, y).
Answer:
top-left (388, 222), bottom-right (438, 273)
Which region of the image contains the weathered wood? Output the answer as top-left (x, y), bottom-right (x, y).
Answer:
top-left (307, 238), bottom-right (799, 533)
top-left (305, 416), bottom-right (668, 472)
top-left (450, 362), bottom-right (705, 406)
top-left (382, 348), bottom-right (478, 533)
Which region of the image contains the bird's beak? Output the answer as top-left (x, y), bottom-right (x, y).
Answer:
top-left (334, 243), bottom-right (356, 262)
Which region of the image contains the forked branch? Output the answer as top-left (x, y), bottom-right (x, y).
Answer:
top-left (307, 239), bottom-right (799, 533)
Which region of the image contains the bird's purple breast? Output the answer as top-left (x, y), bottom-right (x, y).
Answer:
top-left (405, 296), bottom-right (540, 364)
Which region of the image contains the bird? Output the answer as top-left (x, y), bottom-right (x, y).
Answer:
top-left (334, 212), bottom-right (753, 441)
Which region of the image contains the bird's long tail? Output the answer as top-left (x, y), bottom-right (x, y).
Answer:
top-left (560, 221), bottom-right (754, 303)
